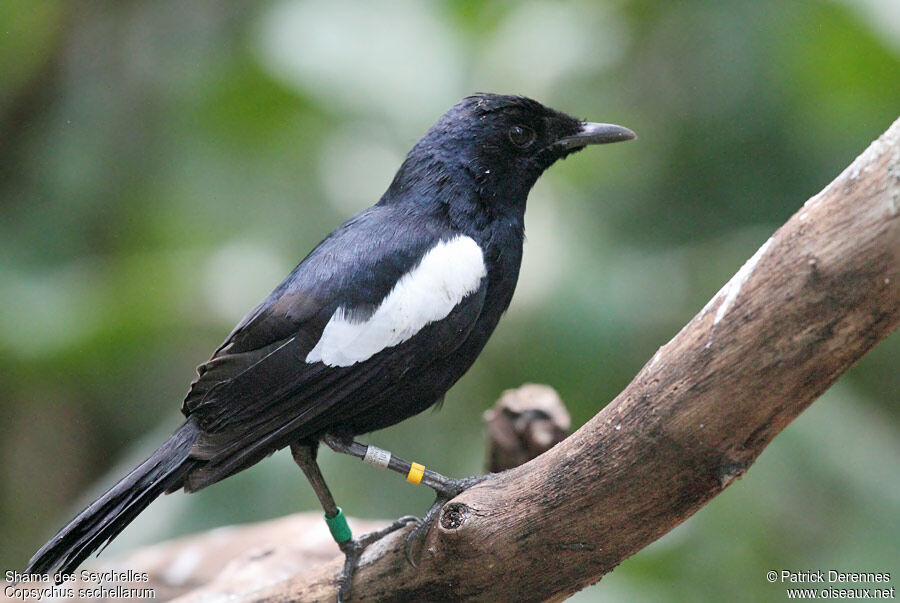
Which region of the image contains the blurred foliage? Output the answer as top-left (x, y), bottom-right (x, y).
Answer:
top-left (1, 0), bottom-right (897, 600)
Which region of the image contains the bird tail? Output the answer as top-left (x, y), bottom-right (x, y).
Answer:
top-left (24, 420), bottom-right (200, 578)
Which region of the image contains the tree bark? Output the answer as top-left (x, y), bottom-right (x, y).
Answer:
top-left (171, 117), bottom-right (900, 602)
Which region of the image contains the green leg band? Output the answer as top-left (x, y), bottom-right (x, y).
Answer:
top-left (324, 507), bottom-right (353, 544)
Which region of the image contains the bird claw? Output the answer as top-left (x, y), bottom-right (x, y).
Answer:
top-left (403, 499), bottom-right (442, 566)
top-left (336, 515), bottom-right (418, 602)
top-left (403, 474), bottom-right (491, 566)
top-left (336, 474), bottom-right (491, 598)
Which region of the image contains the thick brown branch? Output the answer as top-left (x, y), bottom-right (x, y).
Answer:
top-left (175, 117), bottom-right (900, 601)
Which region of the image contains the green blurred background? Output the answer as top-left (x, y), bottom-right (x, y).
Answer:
top-left (1, 0), bottom-right (897, 600)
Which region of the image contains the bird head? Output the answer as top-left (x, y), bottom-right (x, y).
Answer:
top-left (386, 93), bottom-right (635, 214)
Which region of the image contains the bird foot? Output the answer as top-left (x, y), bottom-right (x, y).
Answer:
top-left (336, 515), bottom-right (417, 602)
top-left (404, 474), bottom-right (491, 565)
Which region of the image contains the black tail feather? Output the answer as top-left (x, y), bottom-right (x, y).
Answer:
top-left (24, 420), bottom-right (200, 578)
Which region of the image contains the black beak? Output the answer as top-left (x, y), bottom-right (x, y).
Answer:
top-left (555, 122), bottom-right (637, 150)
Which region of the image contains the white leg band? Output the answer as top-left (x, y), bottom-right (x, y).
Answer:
top-left (363, 445), bottom-right (392, 469)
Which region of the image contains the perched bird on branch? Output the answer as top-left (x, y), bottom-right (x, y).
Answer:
top-left (24, 93), bottom-right (634, 598)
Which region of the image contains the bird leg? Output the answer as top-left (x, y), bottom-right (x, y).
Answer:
top-left (289, 442), bottom-right (416, 601)
top-left (321, 434), bottom-right (491, 564)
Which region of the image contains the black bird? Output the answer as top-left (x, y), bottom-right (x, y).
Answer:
top-left (25, 93), bottom-right (634, 597)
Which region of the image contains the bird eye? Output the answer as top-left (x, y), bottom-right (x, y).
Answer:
top-left (507, 125), bottom-right (537, 148)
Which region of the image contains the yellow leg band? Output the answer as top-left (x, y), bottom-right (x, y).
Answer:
top-left (406, 462), bottom-right (425, 485)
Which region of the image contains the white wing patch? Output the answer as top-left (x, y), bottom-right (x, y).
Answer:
top-left (306, 235), bottom-right (487, 367)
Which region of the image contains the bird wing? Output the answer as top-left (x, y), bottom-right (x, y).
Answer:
top-left (180, 207), bottom-right (488, 489)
